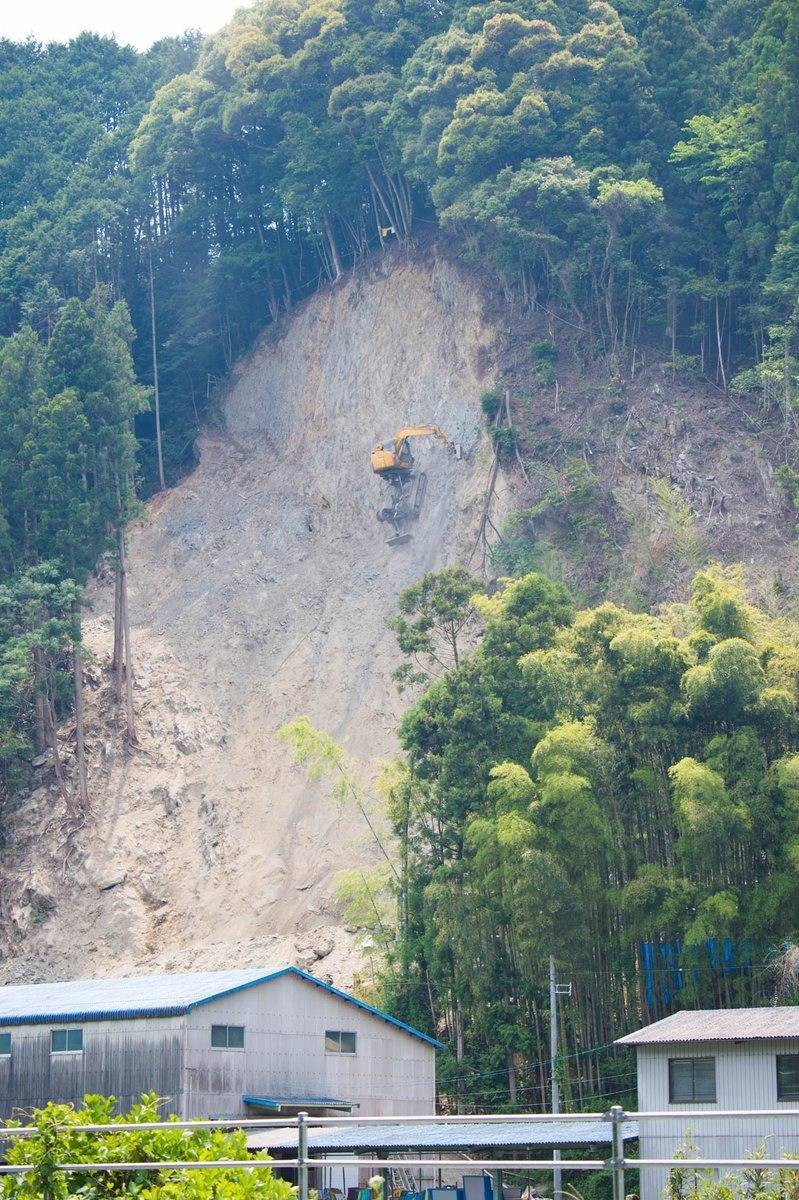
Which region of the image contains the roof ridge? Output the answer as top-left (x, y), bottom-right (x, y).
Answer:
top-left (0, 965), bottom-right (443, 1049)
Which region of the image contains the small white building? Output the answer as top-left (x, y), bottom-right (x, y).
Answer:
top-left (617, 1008), bottom-right (799, 1200)
top-left (0, 966), bottom-right (440, 1121)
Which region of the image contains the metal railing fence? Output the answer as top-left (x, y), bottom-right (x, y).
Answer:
top-left (0, 1106), bottom-right (797, 1199)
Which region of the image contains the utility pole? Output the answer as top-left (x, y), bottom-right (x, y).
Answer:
top-left (550, 955), bottom-right (571, 1200)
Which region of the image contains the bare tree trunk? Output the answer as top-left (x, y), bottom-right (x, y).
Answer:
top-left (507, 1050), bottom-right (518, 1106)
top-left (116, 521), bottom-right (136, 746)
top-left (32, 646), bottom-right (48, 755)
top-left (368, 176), bottom-right (386, 245)
top-left (323, 212), bottom-right (343, 280)
top-left (670, 284), bottom-right (677, 376)
top-left (365, 163), bottom-right (398, 234)
top-left (148, 238), bottom-right (166, 491)
top-left (280, 263), bottom-right (292, 312)
top-left (72, 607), bottom-right (89, 809)
top-left (45, 688), bottom-right (70, 803)
top-left (112, 566), bottom-right (123, 704)
top-left (606, 264), bottom-right (617, 350)
top-left (454, 999), bottom-right (465, 1114)
top-left (715, 292), bottom-right (727, 391)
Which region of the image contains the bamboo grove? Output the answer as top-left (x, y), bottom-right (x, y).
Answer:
top-left (285, 566), bottom-right (799, 1112)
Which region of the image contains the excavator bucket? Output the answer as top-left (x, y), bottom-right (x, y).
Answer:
top-left (386, 531), bottom-right (412, 547)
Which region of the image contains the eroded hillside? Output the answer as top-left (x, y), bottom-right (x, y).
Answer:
top-left (0, 252), bottom-right (499, 985)
top-left (2, 246), bottom-right (796, 990)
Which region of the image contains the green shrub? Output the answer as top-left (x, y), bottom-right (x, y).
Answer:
top-left (529, 339), bottom-right (557, 363)
top-left (490, 425), bottom-right (517, 461)
top-left (774, 464), bottom-right (799, 508)
top-left (2, 1092), bottom-right (296, 1199)
top-left (481, 389), bottom-right (503, 420)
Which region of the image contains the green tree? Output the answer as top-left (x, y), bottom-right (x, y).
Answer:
top-left (389, 565), bottom-right (483, 689)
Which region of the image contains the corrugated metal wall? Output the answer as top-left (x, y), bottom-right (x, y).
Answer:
top-left (637, 1040), bottom-right (799, 1200)
top-left (0, 1016), bottom-right (184, 1120)
top-left (183, 973), bottom-right (436, 1118)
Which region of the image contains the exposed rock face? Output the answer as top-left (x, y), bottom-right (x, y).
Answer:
top-left (0, 251), bottom-right (499, 985)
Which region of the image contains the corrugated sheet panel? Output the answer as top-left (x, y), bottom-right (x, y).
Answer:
top-left (248, 1119), bottom-right (640, 1151)
top-left (244, 1095), bottom-right (354, 1111)
top-left (617, 1007), bottom-right (799, 1045)
top-left (0, 969), bottom-right (269, 1022)
top-left (0, 968), bottom-right (443, 1047)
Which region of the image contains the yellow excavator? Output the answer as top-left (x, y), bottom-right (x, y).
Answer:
top-left (371, 425), bottom-right (457, 546)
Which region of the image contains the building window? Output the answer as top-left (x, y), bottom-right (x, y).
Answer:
top-left (669, 1057), bottom-right (716, 1102)
top-left (51, 1029), bottom-right (83, 1053)
top-left (777, 1055), bottom-right (799, 1101)
top-left (325, 1030), bottom-right (357, 1055)
top-left (211, 1024), bottom-right (245, 1049)
top-left (0, 1033), bottom-right (10, 1056)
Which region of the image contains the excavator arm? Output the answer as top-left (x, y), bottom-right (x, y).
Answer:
top-left (393, 425), bottom-right (451, 456)
top-left (371, 425), bottom-right (452, 476)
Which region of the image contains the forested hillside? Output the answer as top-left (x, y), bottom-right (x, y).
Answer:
top-left (1, 0), bottom-right (799, 1115)
top-left (308, 565), bottom-right (799, 1110)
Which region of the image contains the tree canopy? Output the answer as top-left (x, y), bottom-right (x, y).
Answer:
top-left (361, 565), bottom-right (799, 1110)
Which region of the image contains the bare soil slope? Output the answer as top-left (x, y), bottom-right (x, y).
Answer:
top-left (0, 252), bottom-right (497, 985)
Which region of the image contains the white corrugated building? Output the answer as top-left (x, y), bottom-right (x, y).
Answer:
top-left (0, 966), bottom-right (440, 1121)
top-left (617, 1008), bottom-right (799, 1200)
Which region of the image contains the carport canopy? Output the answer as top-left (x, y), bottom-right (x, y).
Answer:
top-left (247, 1118), bottom-right (639, 1153)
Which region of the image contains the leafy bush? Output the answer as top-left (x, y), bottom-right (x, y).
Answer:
top-left (2, 1092), bottom-right (295, 1200)
top-left (663, 352), bottom-right (702, 381)
top-left (481, 389), bottom-right (503, 421)
top-left (529, 340), bottom-right (557, 363)
top-left (775, 464), bottom-right (799, 508)
top-left (490, 425), bottom-right (517, 461)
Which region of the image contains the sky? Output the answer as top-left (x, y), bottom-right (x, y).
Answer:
top-left (0, 0), bottom-right (244, 50)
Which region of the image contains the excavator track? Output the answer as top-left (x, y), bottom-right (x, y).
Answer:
top-left (412, 472), bottom-right (427, 517)
top-left (381, 472), bottom-right (428, 546)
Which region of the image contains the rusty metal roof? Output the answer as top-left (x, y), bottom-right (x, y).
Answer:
top-left (616, 1008), bottom-right (799, 1045)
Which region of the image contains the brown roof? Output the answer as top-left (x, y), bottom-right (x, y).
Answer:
top-left (616, 1007), bottom-right (799, 1045)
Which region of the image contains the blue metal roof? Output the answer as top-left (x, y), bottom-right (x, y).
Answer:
top-left (243, 1095), bottom-right (354, 1112)
top-left (0, 967), bottom-right (443, 1049)
top-left (249, 1119), bottom-right (640, 1152)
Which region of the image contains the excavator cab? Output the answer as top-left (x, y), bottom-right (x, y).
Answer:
top-left (370, 437), bottom-right (415, 477)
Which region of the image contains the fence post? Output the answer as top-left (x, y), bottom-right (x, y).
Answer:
top-left (609, 1105), bottom-right (626, 1200)
top-left (298, 1111), bottom-right (309, 1200)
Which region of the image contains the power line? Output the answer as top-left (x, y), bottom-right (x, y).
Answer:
top-left (437, 1039), bottom-right (627, 1087)
top-left (460, 1071), bottom-right (640, 1101)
